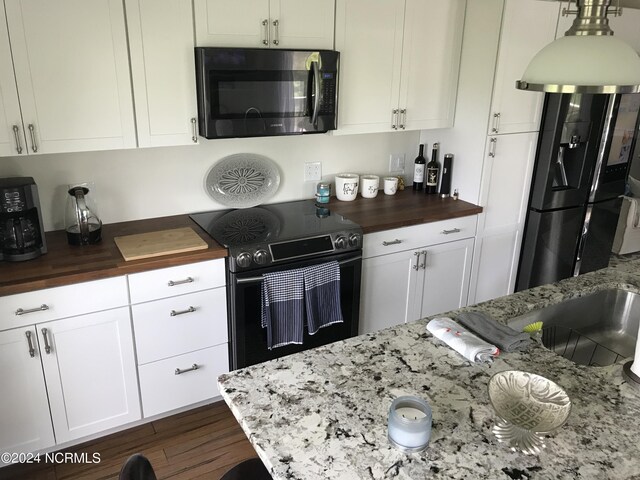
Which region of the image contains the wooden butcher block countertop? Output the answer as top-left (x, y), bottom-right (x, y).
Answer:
top-left (0, 215), bottom-right (227, 297)
top-left (0, 191), bottom-right (481, 297)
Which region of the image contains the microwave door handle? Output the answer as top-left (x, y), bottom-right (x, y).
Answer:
top-left (310, 61), bottom-right (320, 127)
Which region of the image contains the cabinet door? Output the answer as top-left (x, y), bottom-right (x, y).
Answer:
top-left (399, 0), bottom-right (466, 131)
top-left (0, 327), bottom-right (55, 458)
top-left (194, 0), bottom-right (270, 47)
top-left (0, 6), bottom-right (25, 158)
top-left (39, 308), bottom-right (140, 444)
top-left (359, 249), bottom-right (420, 334)
top-left (419, 238), bottom-right (474, 319)
top-left (126, 0), bottom-right (198, 148)
top-left (470, 133), bottom-right (537, 303)
top-left (488, 0), bottom-right (560, 135)
top-left (270, 0), bottom-right (335, 50)
top-left (4, 0), bottom-right (136, 154)
top-left (334, 0), bottom-right (405, 135)
top-left (469, 228), bottom-right (520, 304)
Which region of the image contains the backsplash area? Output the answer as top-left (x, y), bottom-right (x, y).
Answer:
top-left (0, 131), bottom-right (418, 232)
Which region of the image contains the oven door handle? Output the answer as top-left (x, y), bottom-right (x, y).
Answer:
top-left (235, 255), bottom-right (361, 285)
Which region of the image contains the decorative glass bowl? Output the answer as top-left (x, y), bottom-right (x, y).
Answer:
top-left (488, 370), bottom-right (571, 455)
top-left (204, 153), bottom-right (281, 208)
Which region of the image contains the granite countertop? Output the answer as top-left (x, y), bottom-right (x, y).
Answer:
top-left (218, 255), bottom-right (640, 480)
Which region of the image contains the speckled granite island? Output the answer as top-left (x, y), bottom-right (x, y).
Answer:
top-left (218, 255), bottom-right (640, 480)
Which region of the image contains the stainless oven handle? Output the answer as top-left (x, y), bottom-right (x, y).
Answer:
top-left (235, 255), bottom-right (362, 285)
top-left (310, 60), bottom-right (320, 127)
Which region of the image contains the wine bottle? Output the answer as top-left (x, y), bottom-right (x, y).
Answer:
top-left (413, 144), bottom-right (426, 191)
top-left (426, 143), bottom-right (439, 194)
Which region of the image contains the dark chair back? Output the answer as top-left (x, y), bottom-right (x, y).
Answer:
top-left (220, 457), bottom-right (271, 480)
top-left (119, 453), bottom-right (158, 480)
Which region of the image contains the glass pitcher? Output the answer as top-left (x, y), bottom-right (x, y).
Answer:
top-left (65, 182), bottom-right (102, 245)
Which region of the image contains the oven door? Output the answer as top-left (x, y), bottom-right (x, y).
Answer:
top-left (195, 47), bottom-right (338, 139)
top-left (227, 250), bottom-right (361, 370)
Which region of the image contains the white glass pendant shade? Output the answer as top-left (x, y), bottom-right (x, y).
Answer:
top-left (517, 35), bottom-right (640, 94)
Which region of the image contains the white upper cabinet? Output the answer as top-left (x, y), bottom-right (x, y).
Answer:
top-left (4, 0), bottom-right (136, 155)
top-left (194, 0), bottom-right (335, 49)
top-left (399, 0), bottom-right (466, 131)
top-left (335, 0), bottom-right (466, 135)
top-left (488, 0), bottom-right (560, 135)
top-left (126, 0), bottom-right (199, 148)
top-left (0, 7), bottom-right (24, 157)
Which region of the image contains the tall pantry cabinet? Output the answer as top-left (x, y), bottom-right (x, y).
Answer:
top-left (468, 0), bottom-right (560, 304)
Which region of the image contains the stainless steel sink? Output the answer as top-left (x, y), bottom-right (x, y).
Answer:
top-left (508, 289), bottom-right (640, 366)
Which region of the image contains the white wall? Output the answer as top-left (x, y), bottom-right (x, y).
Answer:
top-left (0, 131), bottom-right (419, 231)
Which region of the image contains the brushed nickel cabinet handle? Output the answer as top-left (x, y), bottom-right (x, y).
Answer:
top-left (12, 125), bottom-right (23, 154)
top-left (175, 363), bottom-right (199, 375)
top-left (170, 306), bottom-right (196, 317)
top-left (15, 304), bottom-right (49, 316)
top-left (167, 277), bottom-right (194, 287)
top-left (25, 331), bottom-right (35, 358)
top-left (399, 109), bottom-right (406, 130)
top-left (412, 251), bottom-right (420, 271)
top-left (441, 228), bottom-right (461, 235)
top-left (190, 117), bottom-right (197, 143)
top-left (489, 137), bottom-right (497, 158)
top-left (382, 239), bottom-right (402, 246)
top-left (28, 124), bottom-right (38, 152)
top-left (419, 250), bottom-right (427, 270)
top-left (491, 112), bottom-right (501, 133)
top-left (41, 328), bottom-right (51, 354)
top-left (262, 19), bottom-right (269, 45)
top-left (391, 109), bottom-right (399, 130)
top-left (272, 19), bottom-right (279, 45)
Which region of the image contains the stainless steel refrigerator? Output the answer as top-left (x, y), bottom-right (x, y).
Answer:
top-left (516, 93), bottom-right (640, 291)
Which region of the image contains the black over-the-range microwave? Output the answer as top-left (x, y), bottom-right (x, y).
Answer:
top-left (195, 47), bottom-right (339, 139)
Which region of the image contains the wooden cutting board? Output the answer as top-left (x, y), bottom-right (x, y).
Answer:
top-left (114, 227), bottom-right (208, 261)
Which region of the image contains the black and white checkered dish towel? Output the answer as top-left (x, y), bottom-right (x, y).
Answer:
top-left (261, 261), bottom-right (343, 349)
top-left (303, 261), bottom-right (343, 334)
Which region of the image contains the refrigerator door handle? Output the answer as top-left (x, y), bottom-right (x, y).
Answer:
top-left (556, 146), bottom-right (569, 188)
top-left (573, 205), bottom-right (593, 276)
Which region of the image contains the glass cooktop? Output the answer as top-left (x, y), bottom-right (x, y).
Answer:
top-left (190, 199), bottom-right (361, 249)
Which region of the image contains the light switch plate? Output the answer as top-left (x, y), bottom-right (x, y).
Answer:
top-left (389, 153), bottom-right (405, 173)
top-left (304, 161), bottom-right (322, 182)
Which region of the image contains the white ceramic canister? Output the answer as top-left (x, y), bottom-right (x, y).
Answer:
top-left (335, 173), bottom-right (360, 201)
top-left (361, 175), bottom-right (380, 199)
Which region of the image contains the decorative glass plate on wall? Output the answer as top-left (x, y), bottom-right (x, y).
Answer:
top-left (204, 154), bottom-right (281, 208)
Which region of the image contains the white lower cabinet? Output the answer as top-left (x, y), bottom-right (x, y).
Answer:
top-left (138, 344), bottom-right (228, 418)
top-left (0, 276), bottom-right (138, 456)
top-left (359, 219), bottom-right (476, 334)
top-left (128, 258), bottom-right (229, 418)
top-left (0, 327), bottom-right (55, 460)
top-left (39, 308), bottom-right (141, 444)
top-left (468, 132), bottom-right (537, 304)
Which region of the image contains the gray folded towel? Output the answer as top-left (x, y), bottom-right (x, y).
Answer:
top-left (455, 311), bottom-right (531, 353)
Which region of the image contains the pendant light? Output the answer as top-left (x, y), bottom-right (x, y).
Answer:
top-left (516, 0), bottom-right (640, 94)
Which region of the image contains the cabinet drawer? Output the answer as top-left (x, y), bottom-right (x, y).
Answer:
top-left (132, 288), bottom-right (228, 365)
top-left (138, 344), bottom-right (229, 418)
top-left (128, 259), bottom-right (225, 304)
top-left (0, 277), bottom-right (128, 332)
top-left (363, 215), bottom-right (478, 258)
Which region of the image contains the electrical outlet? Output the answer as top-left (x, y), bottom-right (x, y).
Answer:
top-left (304, 161), bottom-right (322, 182)
top-left (389, 153), bottom-right (405, 173)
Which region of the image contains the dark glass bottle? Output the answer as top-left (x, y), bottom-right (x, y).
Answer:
top-left (413, 144), bottom-right (426, 191)
top-left (426, 143), bottom-right (439, 194)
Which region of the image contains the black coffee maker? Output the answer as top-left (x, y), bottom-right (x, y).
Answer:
top-left (0, 177), bottom-right (47, 261)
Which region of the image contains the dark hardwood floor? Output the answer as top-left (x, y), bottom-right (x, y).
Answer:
top-left (2, 401), bottom-right (258, 480)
